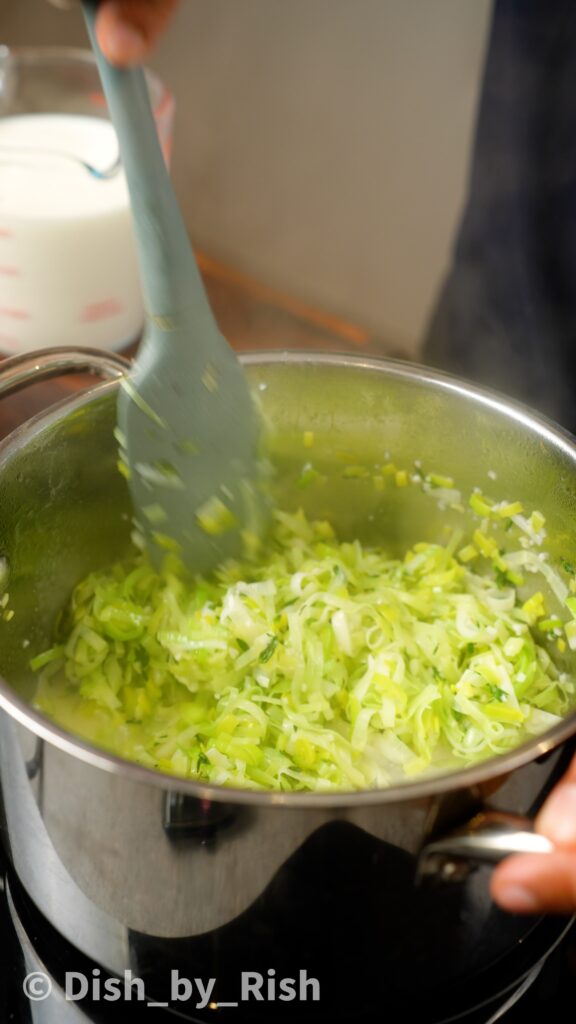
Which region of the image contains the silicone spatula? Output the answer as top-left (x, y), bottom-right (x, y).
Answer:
top-left (82, 0), bottom-right (267, 574)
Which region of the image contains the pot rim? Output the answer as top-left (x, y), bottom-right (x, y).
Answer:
top-left (1, 347), bottom-right (576, 807)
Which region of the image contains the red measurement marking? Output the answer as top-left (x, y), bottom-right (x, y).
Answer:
top-left (154, 89), bottom-right (175, 124)
top-left (81, 298), bottom-right (123, 323)
top-left (0, 229), bottom-right (13, 239)
top-left (89, 91), bottom-right (107, 108)
top-left (0, 308), bottom-right (29, 320)
top-left (0, 266), bottom-right (19, 277)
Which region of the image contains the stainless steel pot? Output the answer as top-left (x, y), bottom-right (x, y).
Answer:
top-left (0, 348), bottom-right (575, 1017)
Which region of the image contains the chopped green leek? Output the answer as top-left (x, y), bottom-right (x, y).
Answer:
top-left (31, 506), bottom-right (575, 792)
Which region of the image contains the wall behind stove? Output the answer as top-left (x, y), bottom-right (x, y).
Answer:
top-left (1, 0), bottom-right (492, 354)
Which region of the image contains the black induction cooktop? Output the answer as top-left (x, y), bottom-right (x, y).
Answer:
top-left (1, 851), bottom-right (575, 1024)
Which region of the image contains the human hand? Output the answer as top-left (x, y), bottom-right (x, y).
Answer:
top-left (491, 753), bottom-right (576, 914)
top-left (50, 1), bottom-right (180, 67)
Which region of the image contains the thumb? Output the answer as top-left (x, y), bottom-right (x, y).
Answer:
top-left (491, 753), bottom-right (576, 914)
top-left (491, 850), bottom-right (576, 914)
top-left (96, 0), bottom-right (180, 67)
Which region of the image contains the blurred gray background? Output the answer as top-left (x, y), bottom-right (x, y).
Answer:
top-left (0, 0), bottom-right (492, 354)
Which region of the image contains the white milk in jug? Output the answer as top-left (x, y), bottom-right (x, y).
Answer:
top-left (0, 113), bottom-right (142, 352)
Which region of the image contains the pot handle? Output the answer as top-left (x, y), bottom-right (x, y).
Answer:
top-left (417, 811), bottom-right (554, 882)
top-left (0, 347), bottom-right (129, 400)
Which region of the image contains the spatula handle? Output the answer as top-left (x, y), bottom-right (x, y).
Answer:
top-left (81, 0), bottom-right (213, 323)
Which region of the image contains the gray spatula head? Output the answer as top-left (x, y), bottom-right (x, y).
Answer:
top-left (116, 321), bottom-right (268, 573)
top-left (82, 1), bottom-right (269, 574)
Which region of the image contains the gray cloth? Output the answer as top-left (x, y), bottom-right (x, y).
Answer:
top-left (422, 0), bottom-right (576, 433)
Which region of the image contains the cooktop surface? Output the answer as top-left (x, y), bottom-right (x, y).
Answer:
top-left (1, 860), bottom-right (575, 1024)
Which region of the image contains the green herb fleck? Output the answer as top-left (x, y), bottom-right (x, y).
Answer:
top-left (259, 636), bottom-right (279, 663)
